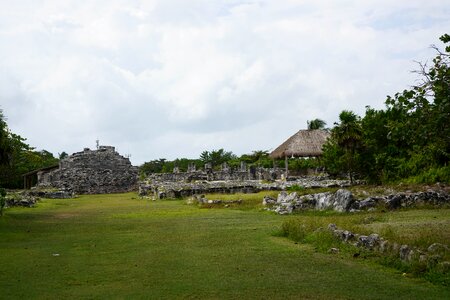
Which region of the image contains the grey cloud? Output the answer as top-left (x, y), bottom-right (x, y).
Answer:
top-left (1, 0), bottom-right (449, 164)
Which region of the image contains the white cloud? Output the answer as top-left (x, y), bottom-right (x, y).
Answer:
top-left (1, 0), bottom-right (449, 164)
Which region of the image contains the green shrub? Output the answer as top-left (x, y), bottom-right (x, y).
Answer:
top-left (404, 166), bottom-right (450, 184)
top-left (286, 184), bottom-right (305, 192)
top-left (280, 219), bottom-right (316, 242)
top-left (303, 229), bottom-right (339, 252)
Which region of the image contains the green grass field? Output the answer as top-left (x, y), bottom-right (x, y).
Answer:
top-left (1, 192), bottom-right (449, 299)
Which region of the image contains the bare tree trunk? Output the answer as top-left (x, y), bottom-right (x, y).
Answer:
top-left (284, 155), bottom-right (288, 179)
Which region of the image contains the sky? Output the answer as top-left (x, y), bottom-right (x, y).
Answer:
top-left (1, 0), bottom-right (449, 165)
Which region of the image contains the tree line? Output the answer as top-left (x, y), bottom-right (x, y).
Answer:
top-left (142, 34), bottom-right (450, 184)
top-left (140, 149), bottom-right (321, 176)
top-left (322, 34), bottom-right (450, 184)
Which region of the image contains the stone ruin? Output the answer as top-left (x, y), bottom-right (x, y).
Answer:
top-left (139, 161), bottom-right (291, 199)
top-left (37, 146), bottom-right (138, 194)
top-left (328, 223), bottom-right (450, 273)
top-left (147, 161), bottom-right (284, 183)
top-left (264, 189), bottom-right (450, 214)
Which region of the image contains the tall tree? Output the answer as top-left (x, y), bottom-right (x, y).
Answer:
top-left (307, 119), bottom-right (327, 130)
top-left (199, 149), bottom-right (235, 168)
top-left (0, 109), bottom-right (12, 166)
top-left (331, 111), bottom-right (362, 183)
top-left (59, 151), bottom-right (69, 160)
top-left (0, 108), bottom-right (59, 188)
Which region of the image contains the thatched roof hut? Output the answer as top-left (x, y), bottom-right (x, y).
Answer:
top-left (270, 129), bottom-right (330, 159)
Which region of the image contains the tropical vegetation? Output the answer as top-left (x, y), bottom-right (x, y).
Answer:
top-left (322, 34), bottom-right (450, 184)
top-left (0, 109), bottom-right (59, 189)
top-left (307, 118), bottom-right (327, 130)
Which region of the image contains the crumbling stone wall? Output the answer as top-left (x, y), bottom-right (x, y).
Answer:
top-left (38, 146), bottom-right (138, 194)
top-left (139, 177), bottom-right (352, 199)
top-left (264, 189), bottom-right (450, 214)
top-left (146, 163), bottom-right (283, 183)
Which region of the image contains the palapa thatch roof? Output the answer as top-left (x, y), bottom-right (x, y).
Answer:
top-left (269, 129), bottom-right (330, 159)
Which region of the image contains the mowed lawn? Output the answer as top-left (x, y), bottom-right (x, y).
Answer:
top-left (1, 193), bottom-right (449, 299)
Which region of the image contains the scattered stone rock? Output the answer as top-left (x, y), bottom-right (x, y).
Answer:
top-left (262, 196), bottom-right (276, 206)
top-left (399, 245), bottom-right (411, 261)
top-left (385, 194), bottom-right (404, 209)
top-left (328, 248), bottom-right (340, 254)
top-left (419, 254), bottom-right (428, 264)
top-left (267, 189), bottom-right (450, 215)
top-left (5, 191), bottom-right (39, 208)
top-left (342, 230), bottom-right (355, 242)
top-left (187, 195), bottom-right (242, 206)
top-left (328, 223), bottom-right (337, 231)
top-left (328, 223), bottom-right (449, 270)
top-left (357, 234), bottom-right (381, 250)
top-left (331, 189), bottom-right (354, 212)
top-left (437, 261), bottom-right (450, 273)
top-left (427, 255), bottom-right (442, 268)
top-left (28, 188), bottom-right (74, 199)
top-left (379, 240), bottom-right (390, 253)
top-left (427, 243), bottom-right (449, 254)
top-left (359, 197), bottom-right (380, 210)
top-left (268, 189), bottom-right (357, 214)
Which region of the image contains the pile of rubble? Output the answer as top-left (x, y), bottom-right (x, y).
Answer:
top-left (187, 194), bottom-right (243, 206)
top-left (3, 189), bottom-right (74, 209)
top-left (4, 191), bottom-right (39, 208)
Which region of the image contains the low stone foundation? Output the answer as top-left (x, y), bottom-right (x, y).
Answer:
top-left (139, 177), bottom-right (354, 199)
top-left (265, 189), bottom-right (450, 214)
top-left (328, 224), bottom-right (449, 272)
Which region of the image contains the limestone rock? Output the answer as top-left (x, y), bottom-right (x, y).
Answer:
top-left (262, 196), bottom-right (276, 206)
top-left (328, 248), bottom-right (340, 254)
top-left (399, 245), bottom-right (411, 261)
top-left (437, 261), bottom-right (450, 273)
top-left (427, 243), bottom-right (449, 254)
top-left (357, 234), bottom-right (381, 250)
top-left (328, 223), bottom-right (337, 231)
top-left (332, 189), bottom-right (354, 212)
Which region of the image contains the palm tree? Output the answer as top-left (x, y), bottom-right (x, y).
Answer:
top-left (307, 119), bottom-right (327, 130)
top-left (332, 111), bottom-right (362, 183)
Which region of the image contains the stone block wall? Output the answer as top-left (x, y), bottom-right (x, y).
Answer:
top-left (146, 167), bottom-right (284, 183)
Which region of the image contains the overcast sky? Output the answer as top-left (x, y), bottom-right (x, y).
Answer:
top-left (1, 1), bottom-right (449, 165)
